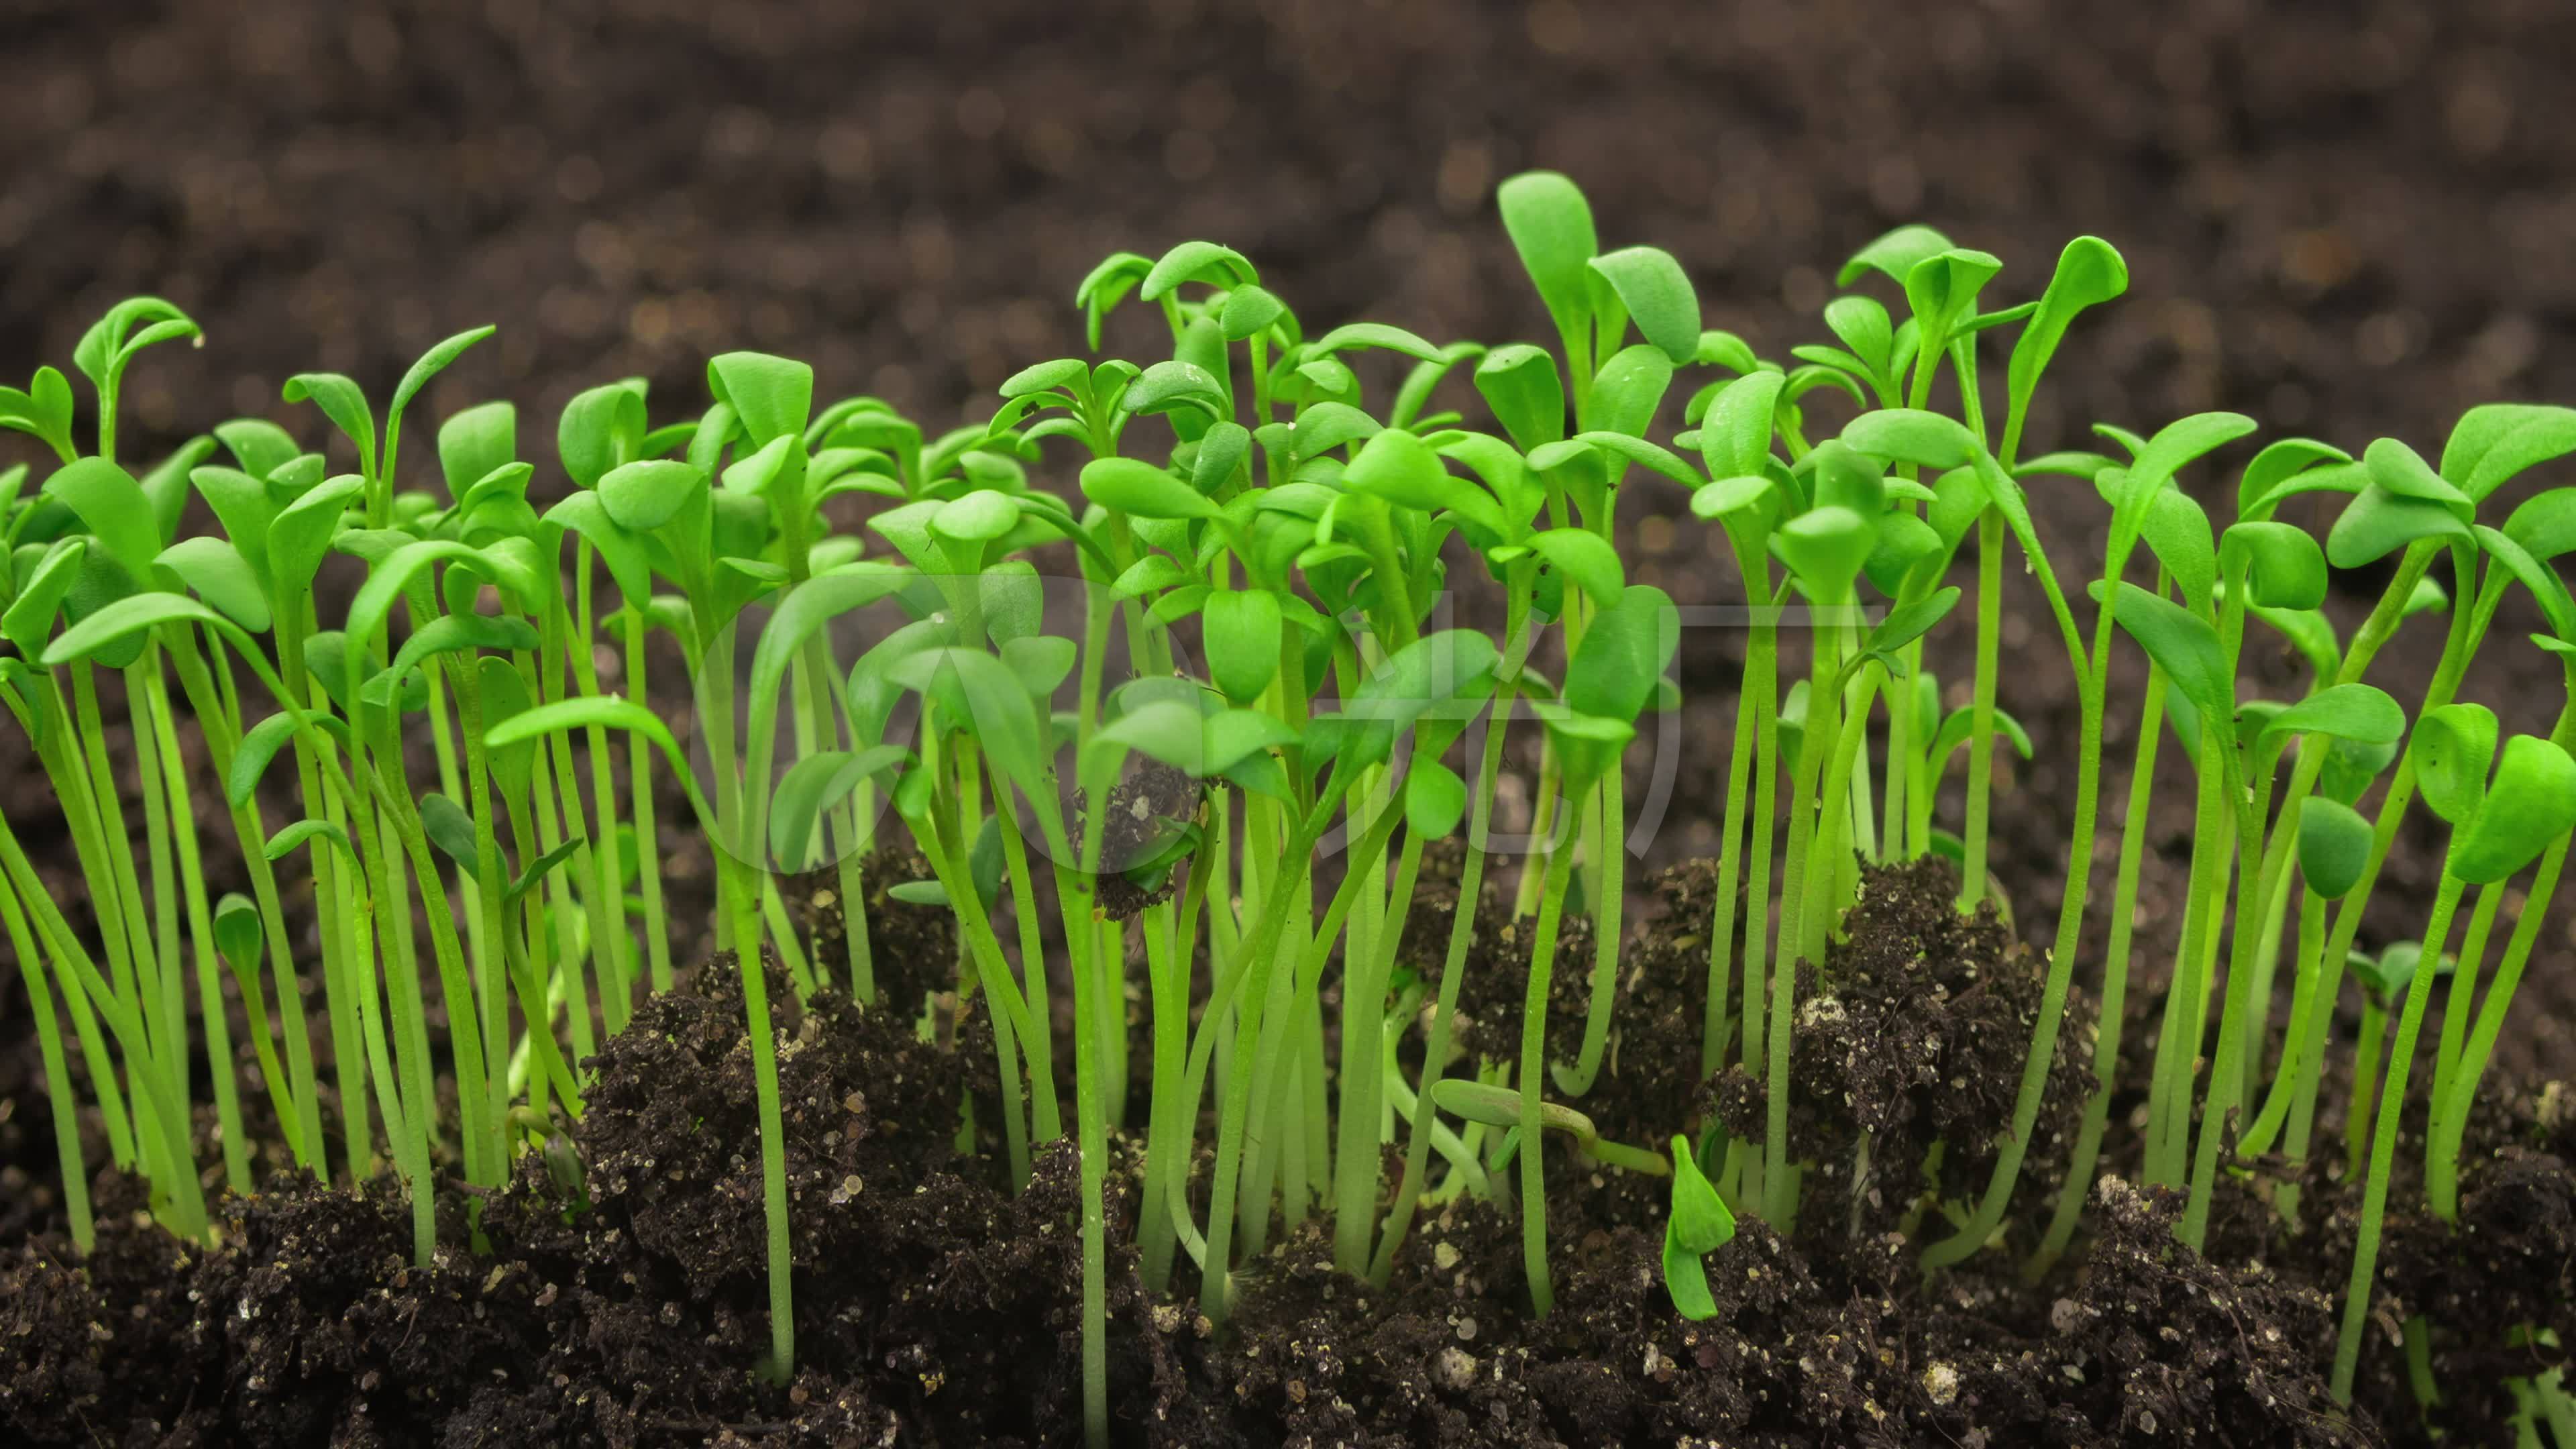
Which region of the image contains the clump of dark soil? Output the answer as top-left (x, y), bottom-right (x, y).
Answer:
top-left (17, 856), bottom-right (2560, 1445)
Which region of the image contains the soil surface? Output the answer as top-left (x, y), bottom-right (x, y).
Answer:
top-left (9, 0), bottom-right (2576, 1443)
top-left (8, 859), bottom-right (2567, 1446)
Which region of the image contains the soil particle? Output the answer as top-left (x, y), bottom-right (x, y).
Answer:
top-left (3, 860), bottom-right (2544, 1445)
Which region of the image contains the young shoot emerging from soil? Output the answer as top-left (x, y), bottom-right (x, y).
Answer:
top-left (5, 170), bottom-right (2576, 1444)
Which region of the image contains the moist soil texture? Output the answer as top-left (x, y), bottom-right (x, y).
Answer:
top-left (5, 861), bottom-right (2568, 1446)
top-left (9, 0), bottom-right (2576, 1443)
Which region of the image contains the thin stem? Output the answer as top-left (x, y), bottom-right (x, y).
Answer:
top-left (1515, 838), bottom-right (1580, 1315)
top-left (2333, 863), bottom-right (2469, 1403)
top-left (2029, 663), bottom-right (2163, 1277)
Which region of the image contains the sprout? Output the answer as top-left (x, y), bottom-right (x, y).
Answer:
top-left (9, 178), bottom-right (2575, 1441)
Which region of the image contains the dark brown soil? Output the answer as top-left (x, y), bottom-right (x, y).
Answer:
top-left (9, 0), bottom-right (2576, 1442)
top-left (10, 857), bottom-right (2562, 1446)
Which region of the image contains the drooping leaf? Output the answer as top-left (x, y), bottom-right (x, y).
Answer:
top-left (2298, 797), bottom-right (2373, 900)
top-left (2412, 702), bottom-right (2500, 827)
top-left (1839, 407), bottom-right (1978, 472)
top-left (211, 892), bottom-right (264, 980)
top-left (2441, 403), bottom-right (2576, 502)
top-left (2219, 521), bottom-right (2328, 611)
top-left (1139, 241), bottom-right (1257, 302)
top-left (1837, 225), bottom-right (1954, 288)
top-left (2453, 735), bottom-right (2576, 884)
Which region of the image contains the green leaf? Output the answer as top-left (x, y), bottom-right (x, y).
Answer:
top-left (888, 878), bottom-right (950, 907)
top-left (1122, 360), bottom-right (1228, 421)
top-left (2319, 734), bottom-right (2398, 807)
top-left (476, 657), bottom-right (539, 802)
top-left (0, 366), bottom-right (77, 459)
top-left (541, 492), bottom-right (651, 606)
top-left (283, 372), bottom-right (377, 476)
top-left (40, 590), bottom-right (227, 668)
top-left (1139, 241), bottom-right (1256, 302)
top-left (2326, 487), bottom-right (2473, 568)
top-left (484, 696), bottom-right (695, 809)
top-left (1837, 225), bottom-right (1954, 288)
top-left (1930, 704), bottom-right (2035, 775)
top-left (74, 297), bottom-right (201, 396)
top-left (2363, 437), bottom-right (2473, 513)
top-left (597, 459), bottom-right (709, 532)
top-left (1311, 321), bottom-right (1449, 365)
top-left (2236, 438), bottom-right (2352, 518)
top-left (2259, 684), bottom-right (2405, 757)
top-left (2441, 403), bottom-right (2576, 502)
top-left (505, 837), bottom-right (585, 906)
top-left (1839, 408), bottom-right (1978, 471)
top-left (1582, 345), bottom-right (1673, 440)
top-left (2504, 487), bottom-right (2576, 563)
top-left (2412, 702), bottom-right (2499, 827)
top-left (1497, 172), bottom-right (1599, 347)
top-left (1587, 246), bottom-right (1699, 364)
top-left (2453, 735), bottom-right (2576, 884)
top-left (1772, 505), bottom-right (1877, 600)
top-left (1823, 296), bottom-right (1896, 384)
top-left (2, 540), bottom-right (86, 656)
top-left (708, 352), bottom-right (815, 447)
top-left (1902, 248), bottom-right (2004, 344)
top-left (2298, 798), bottom-right (2373, 900)
top-left (436, 401), bottom-right (517, 504)
top-left (2220, 521), bottom-right (2328, 611)
top-left (1285, 402), bottom-right (1379, 462)
top-left (1342, 429), bottom-right (1505, 539)
top-left (1405, 758), bottom-right (1468, 839)
top-left (1867, 586), bottom-right (1962, 657)
top-left (42, 457), bottom-right (162, 580)
top-left (1474, 344), bottom-right (1567, 453)
top-left (264, 818), bottom-right (356, 866)
top-left (1805, 439), bottom-right (1886, 517)
top-left (1534, 704), bottom-right (1635, 794)
top-left (212, 892), bottom-right (264, 980)
top-left (1664, 1220), bottom-right (1720, 1322)
top-left (768, 746), bottom-right (906, 869)
top-left (226, 710), bottom-right (351, 808)
top-left (266, 473), bottom-right (364, 596)
top-left (1218, 287), bottom-right (1286, 342)
top-left (1563, 585), bottom-right (1678, 724)
top-left (1339, 630), bottom-right (1503, 771)
top-left (1697, 371), bottom-right (1788, 481)
top-left (890, 648), bottom-right (1051, 786)
top-left (2003, 237), bottom-right (2127, 455)
top-left (556, 380), bottom-right (649, 490)
top-left (1081, 456), bottom-right (1217, 521)
top-left (2094, 580), bottom-right (2231, 731)
top-left (1666, 1133), bottom-right (1737, 1256)
top-left (929, 488), bottom-right (1021, 546)
top-left (1527, 529), bottom-right (1625, 610)
top-left (418, 791), bottom-right (479, 873)
top-left (150, 537), bottom-right (270, 632)
top-left (1202, 588), bottom-right (1283, 704)
top-left (1003, 635), bottom-right (1079, 698)
top-left (1690, 474), bottom-right (1781, 545)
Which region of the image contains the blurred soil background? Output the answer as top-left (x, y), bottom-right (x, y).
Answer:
top-left (5, 0), bottom-right (2576, 1203)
